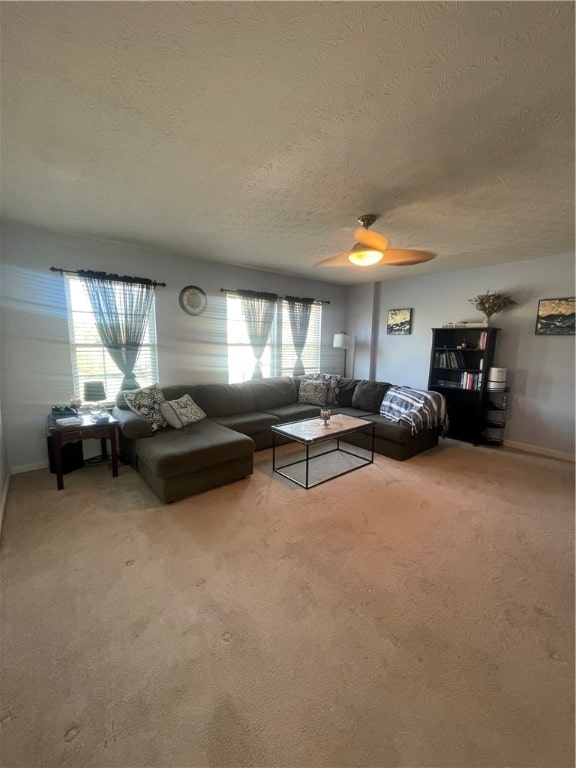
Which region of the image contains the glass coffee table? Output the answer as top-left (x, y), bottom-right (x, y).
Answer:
top-left (271, 414), bottom-right (375, 489)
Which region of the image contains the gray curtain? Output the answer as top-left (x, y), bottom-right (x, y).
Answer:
top-left (79, 271), bottom-right (154, 391)
top-left (237, 290), bottom-right (278, 379)
top-left (285, 296), bottom-right (314, 376)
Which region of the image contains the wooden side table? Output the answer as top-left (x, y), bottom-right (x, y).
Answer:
top-left (47, 414), bottom-right (119, 490)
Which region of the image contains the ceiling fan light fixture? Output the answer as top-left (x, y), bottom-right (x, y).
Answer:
top-left (348, 243), bottom-right (384, 266)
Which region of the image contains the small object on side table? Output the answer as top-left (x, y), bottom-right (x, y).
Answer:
top-left (69, 393), bottom-right (82, 410)
top-left (320, 409), bottom-right (331, 427)
top-left (90, 403), bottom-right (110, 424)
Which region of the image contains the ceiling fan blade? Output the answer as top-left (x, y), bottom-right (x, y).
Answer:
top-left (317, 251), bottom-right (353, 267)
top-left (354, 228), bottom-right (388, 251)
top-left (380, 249), bottom-right (436, 266)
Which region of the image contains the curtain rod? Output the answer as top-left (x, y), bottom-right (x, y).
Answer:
top-left (50, 266), bottom-right (166, 288)
top-left (220, 288), bottom-right (329, 305)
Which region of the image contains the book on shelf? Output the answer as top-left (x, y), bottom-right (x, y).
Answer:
top-left (436, 380), bottom-right (462, 389)
top-left (435, 373), bottom-right (482, 391)
top-left (460, 371), bottom-right (482, 390)
top-left (433, 350), bottom-right (466, 368)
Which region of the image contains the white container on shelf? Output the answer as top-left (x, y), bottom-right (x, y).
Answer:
top-left (487, 367), bottom-right (507, 390)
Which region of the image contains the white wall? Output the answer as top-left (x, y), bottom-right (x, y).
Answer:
top-left (346, 283), bottom-right (377, 379)
top-left (0, 222), bottom-right (348, 472)
top-left (347, 253), bottom-right (575, 457)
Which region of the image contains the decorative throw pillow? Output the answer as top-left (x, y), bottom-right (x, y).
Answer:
top-left (124, 386), bottom-right (168, 432)
top-left (160, 394), bottom-right (206, 429)
top-left (309, 373), bottom-right (342, 405)
top-left (298, 379), bottom-right (328, 406)
top-left (351, 380), bottom-right (391, 412)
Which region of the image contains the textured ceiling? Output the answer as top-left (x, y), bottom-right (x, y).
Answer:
top-left (1, 2), bottom-right (574, 285)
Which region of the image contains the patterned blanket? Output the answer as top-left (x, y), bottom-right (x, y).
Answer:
top-left (380, 386), bottom-right (448, 435)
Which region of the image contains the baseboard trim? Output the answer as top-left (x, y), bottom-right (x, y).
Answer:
top-left (11, 461), bottom-right (48, 475)
top-left (504, 440), bottom-right (575, 463)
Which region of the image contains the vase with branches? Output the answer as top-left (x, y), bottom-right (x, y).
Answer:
top-left (469, 291), bottom-right (516, 323)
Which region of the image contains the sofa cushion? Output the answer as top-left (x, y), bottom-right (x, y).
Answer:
top-left (135, 419), bottom-right (254, 480)
top-left (161, 385), bottom-right (198, 402)
top-left (298, 379), bottom-right (328, 405)
top-left (351, 380), bottom-right (391, 412)
top-left (113, 406), bottom-right (155, 439)
top-left (364, 414), bottom-right (419, 445)
top-left (249, 377), bottom-right (297, 410)
top-left (331, 406), bottom-right (374, 419)
top-left (124, 386), bottom-right (168, 431)
top-left (337, 378), bottom-right (360, 407)
top-left (211, 411), bottom-right (279, 436)
top-left (193, 382), bottom-right (255, 417)
top-left (264, 403), bottom-right (323, 422)
top-left (160, 394), bottom-right (206, 429)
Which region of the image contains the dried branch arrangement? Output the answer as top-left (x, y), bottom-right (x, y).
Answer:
top-left (469, 291), bottom-right (516, 320)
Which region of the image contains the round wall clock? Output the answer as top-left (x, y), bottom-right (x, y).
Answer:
top-left (179, 285), bottom-right (207, 316)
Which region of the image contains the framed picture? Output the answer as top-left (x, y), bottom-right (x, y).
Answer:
top-left (535, 297), bottom-right (575, 335)
top-left (387, 308), bottom-right (412, 335)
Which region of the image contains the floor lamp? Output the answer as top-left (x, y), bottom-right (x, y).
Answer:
top-left (333, 332), bottom-right (350, 375)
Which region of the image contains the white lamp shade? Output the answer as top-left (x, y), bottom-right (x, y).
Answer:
top-left (333, 333), bottom-right (350, 349)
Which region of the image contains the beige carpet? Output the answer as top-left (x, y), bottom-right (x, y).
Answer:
top-left (0, 439), bottom-right (574, 768)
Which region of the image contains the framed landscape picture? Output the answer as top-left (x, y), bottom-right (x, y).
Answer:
top-left (535, 297), bottom-right (575, 335)
top-left (387, 308), bottom-right (412, 335)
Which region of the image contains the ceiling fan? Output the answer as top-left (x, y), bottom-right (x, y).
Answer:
top-left (318, 214), bottom-right (436, 268)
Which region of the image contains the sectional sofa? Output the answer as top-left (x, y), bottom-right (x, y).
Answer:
top-left (113, 376), bottom-right (441, 503)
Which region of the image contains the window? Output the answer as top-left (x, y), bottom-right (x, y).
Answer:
top-left (65, 275), bottom-right (159, 400)
top-left (226, 295), bottom-right (321, 383)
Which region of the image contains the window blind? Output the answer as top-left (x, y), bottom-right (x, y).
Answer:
top-left (65, 275), bottom-right (159, 399)
top-left (226, 295), bottom-right (321, 383)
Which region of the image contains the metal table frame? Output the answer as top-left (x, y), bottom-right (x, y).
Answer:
top-left (272, 418), bottom-right (375, 489)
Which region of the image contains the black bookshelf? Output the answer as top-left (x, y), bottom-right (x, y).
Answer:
top-left (428, 326), bottom-right (500, 444)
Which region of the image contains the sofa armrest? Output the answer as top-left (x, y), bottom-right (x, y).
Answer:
top-left (112, 406), bottom-right (154, 439)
